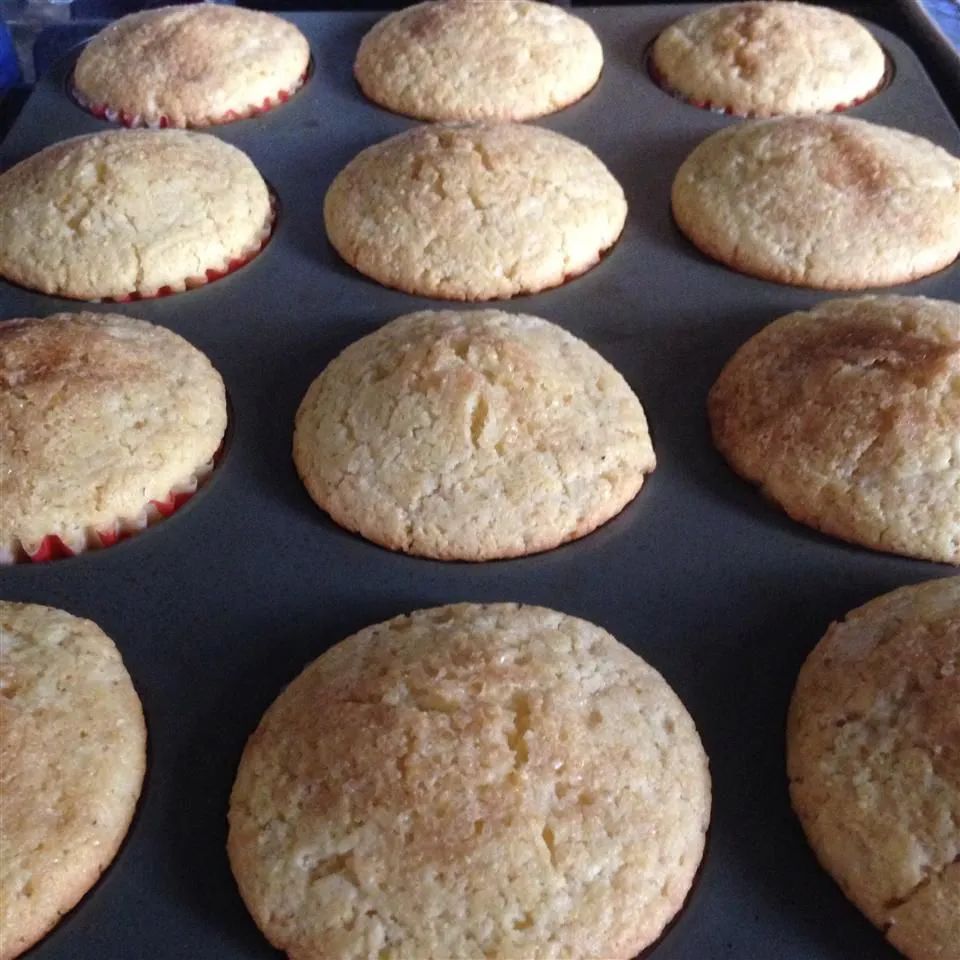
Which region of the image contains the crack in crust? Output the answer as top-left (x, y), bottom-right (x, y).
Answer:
top-left (0, 130), bottom-right (273, 300)
top-left (228, 603), bottom-right (711, 960)
top-left (671, 116), bottom-right (960, 289)
top-left (651, 2), bottom-right (886, 117)
top-left (709, 295), bottom-right (960, 564)
top-left (354, 0), bottom-right (603, 123)
top-left (0, 312), bottom-right (227, 562)
top-left (788, 578), bottom-right (960, 960)
top-left (292, 309), bottom-right (655, 561)
top-left (72, 4), bottom-right (310, 129)
top-left (0, 602), bottom-right (146, 960)
top-left (323, 123), bottom-right (627, 301)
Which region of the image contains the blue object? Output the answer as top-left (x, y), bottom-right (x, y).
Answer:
top-left (922, 0), bottom-right (960, 50)
top-left (0, 18), bottom-right (21, 91)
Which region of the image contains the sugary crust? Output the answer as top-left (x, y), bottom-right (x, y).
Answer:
top-left (292, 309), bottom-right (655, 561)
top-left (787, 578), bottom-right (960, 960)
top-left (652, 2), bottom-right (886, 116)
top-left (0, 602), bottom-right (146, 960)
top-left (323, 123), bottom-right (627, 300)
top-left (73, 4), bottom-right (310, 128)
top-left (0, 312), bottom-right (227, 559)
top-left (228, 603), bottom-right (711, 960)
top-left (0, 130), bottom-right (273, 300)
top-left (354, 0), bottom-right (602, 122)
top-left (709, 296), bottom-right (960, 564)
top-left (671, 116), bottom-right (960, 289)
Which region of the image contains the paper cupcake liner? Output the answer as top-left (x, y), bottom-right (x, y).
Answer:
top-left (104, 195), bottom-right (276, 304)
top-left (72, 70), bottom-right (309, 129)
top-left (3, 459), bottom-right (216, 565)
top-left (647, 54), bottom-right (889, 117)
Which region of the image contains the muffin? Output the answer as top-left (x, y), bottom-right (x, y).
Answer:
top-left (229, 603), bottom-right (711, 960)
top-left (0, 601), bottom-right (147, 960)
top-left (293, 309), bottom-right (655, 560)
top-left (709, 295), bottom-right (960, 564)
top-left (0, 312), bottom-right (228, 563)
top-left (355, 0), bottom-right (603, 121)
top-left (324, 123), bottom-right (627, 299)
top-left (672, 116), bottom-right (960, 289)
top-left (0, 130), bottom-right (274, 301)
top-left (788, 577), bottom-right (959, 960)
top-left (651, 2), bottom-right (886, 116)
top-left (73, 3), bottom-right (310, 128)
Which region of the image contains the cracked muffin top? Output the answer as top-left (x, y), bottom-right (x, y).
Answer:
top-left (671, 116), bottom-right (960, 289)
top-left (292, 309), bottom-right (655, 560)
top-left (0, 130), bottom-right (273, 300)
top-left (1, 601), bottom-right (146, 959)
top-left (0, 312), bottom-right (227, 561)
top-left (788, 577), bottom-right (960, 960)
top-left (73, 4), bottom-right (310, 128)
top-left (708, 295), bottom-right (960, 564)
top-left (354, 0), bottom-right (602, 122)
top-left (652, 2), bottom-right (886, 116)
top-left (323, 123), bottom-right (627, 300)
top-left (228, 602), bottom-right (711, 960)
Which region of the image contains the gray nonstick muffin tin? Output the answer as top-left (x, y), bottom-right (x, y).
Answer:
top-left (1, 6), bottom-right (958, 959)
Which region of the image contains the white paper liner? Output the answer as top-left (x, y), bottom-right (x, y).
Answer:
top-left (1, 459), bottom-right (215, 565)
top-left (103, 197), bottom-right (276, 303)
top-left (71, 70), bottom-right (308, 129)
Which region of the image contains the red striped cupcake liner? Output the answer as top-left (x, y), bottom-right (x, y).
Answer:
top-left (103, 195), bottom-right (277, 304)
top-left (4, 456), bottom-right (219, 565)
top-left (71, 69), bottom-right (309, 129)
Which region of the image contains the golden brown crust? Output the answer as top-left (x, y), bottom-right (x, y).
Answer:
top-left (0, 312), bottom-right (227, 560)
top-left (672, 117), bottom-right (960, 289)
top-left (788, 578), bottom-right (960, 960)
top-left (709, 296), bottom-right (960, 564)
top-left (228, 603), bottom-right (711, 960)
top-left (0, 130), bottom-right (273, 300)
top-left (355, 0), bottom-right (602, 122)
top-left (73, 4), bottom-right (310, 127)
top-left (323, 124), bottom-right (627, 300)
top-left (292, 310), bottom-right (655, 561)
top-left (652, 2), bottom-right (886, 116)
top-left (0, 602), bottom-right (146, 960)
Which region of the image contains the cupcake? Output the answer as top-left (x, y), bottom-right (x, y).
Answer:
top-left (788, 577), bottom-right (960, 960)
top-left (0, 601), bottom-right (146, 959)
top-left (293, 309), bottom-right (655, 560)
top-left (709, 296), bottom-right (960, 563)
top-left (672, 116), bottom-right (960, 289)
top-left (651, 2), bottom-right (886, 116)
top-left (0, 130), bottom-right (274, 301)
top-left (0, 312), bottom-right (228, 563)
top-left (324, 124), bottom-right (627, 300)
top-left (229, 603), bottom-right (711, 960)
top-left (355, 0), bottom-right (603, 121)
top-left (73, 3), bottom-right (310, 128)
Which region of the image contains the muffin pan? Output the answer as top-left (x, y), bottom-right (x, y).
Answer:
top-left (1, 6), bottom-right (958, 959)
